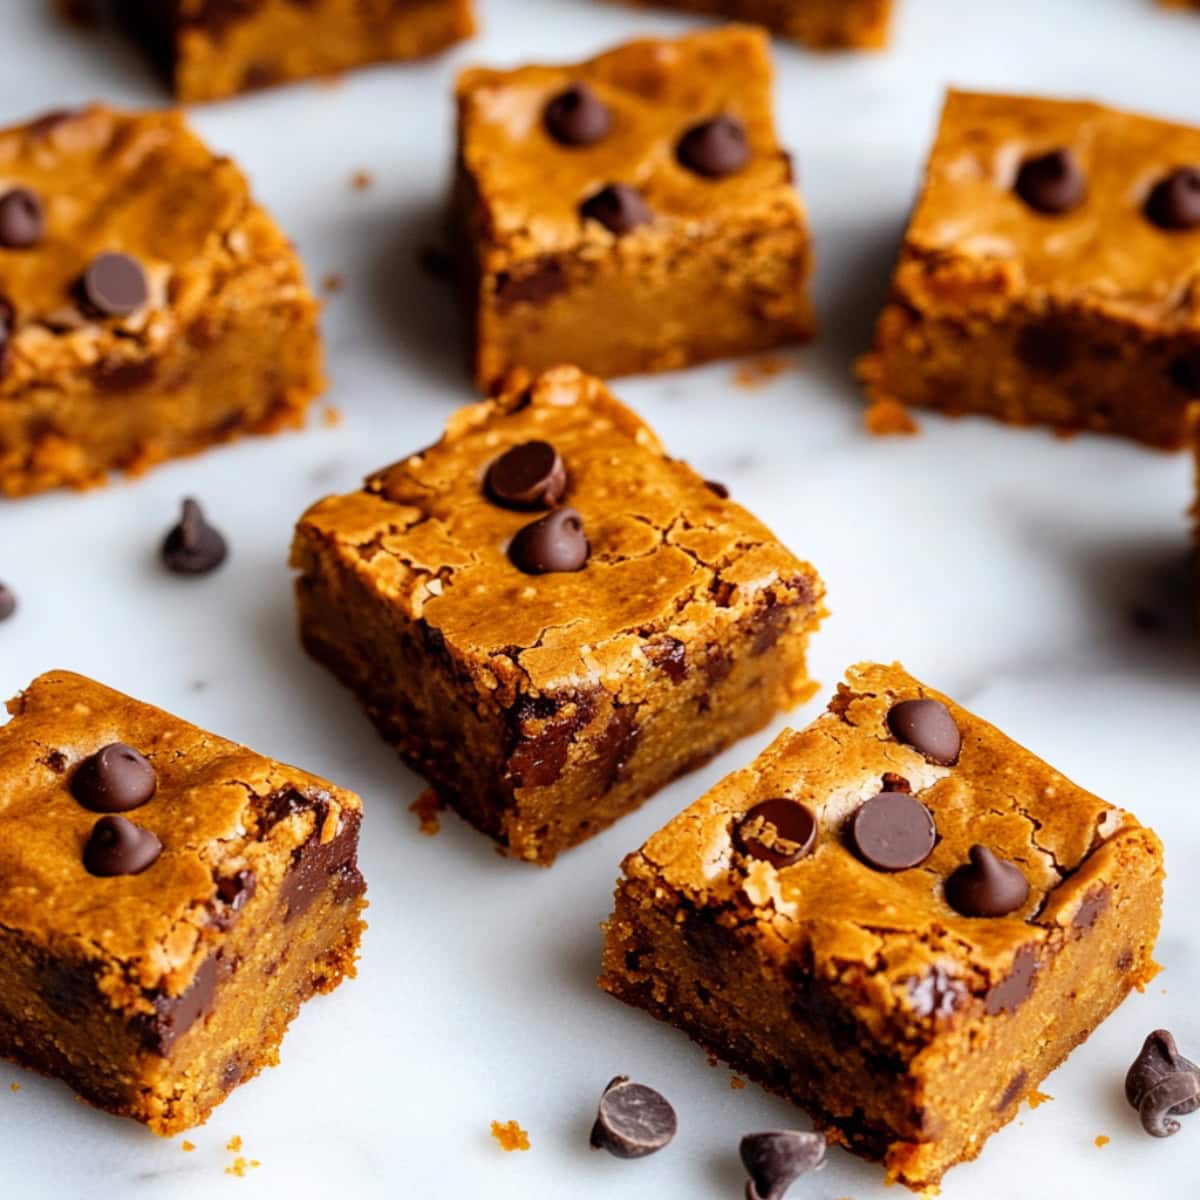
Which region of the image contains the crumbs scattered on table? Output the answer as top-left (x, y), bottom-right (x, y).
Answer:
top-left (226, 1135), bottom-right (243, 1153)
top-left (181, 1140), bottom-right (195, 1152)
top-left (316, 74), bottom-right (344, 90)
top-left (322, 272), bottom-right (344, 295)
top-left (730, 1075), bottom-right (745, 1090)
top-left (490, 1120), bottom-right (530, 1152)
top-left (865, 398), bottom-right (919, 437)
top-left (410, 789), bottom-right (443, 837)
top-left (1094, 1134), bottom-right (1110, 1148)
top-left (9, 1081), bottom-right (20, 1093)
top-left (224, 1157), bottom-right (262, 1177)
top-left (733, 354), bottom-right (790, 389)
top-left (706, 1053), bottom-right (719, 1068)
top-left (1028, 1089), bottom-right (1053, 1109)
top-left (322, 405), bottom-right (343, 428)
top-left (350, 169), bottom-right (374, 192)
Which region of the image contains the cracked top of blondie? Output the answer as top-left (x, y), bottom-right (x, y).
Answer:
top-left (0, 671), bottom-right (362, 1009)
top-left (618, 661), bottom-right (1162, 1039)
top-left (293, 366), bottom-right (824, 702)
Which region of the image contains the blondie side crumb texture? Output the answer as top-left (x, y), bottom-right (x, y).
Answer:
top-left (1192, 406), bottom-right (1200, 599)
top-left (611, 1), bottom-right (894, 49)
top-left (858, 90), bottom-right (1200, 449)
top-left (114, 0), bottom-right (476, 103)
top-left (452, 26), bottom-right (815, 391)
top-left (600, 662), bottom-right (1164, 1190)
top-left (0, 105), bottom-right (322, 497)
top-left (292, 365), bottom-right (825, 866)
top-left (0, 672), bottom-right (367, 1134)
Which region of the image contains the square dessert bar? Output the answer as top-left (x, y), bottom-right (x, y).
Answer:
top-left (292, 365), bottom-right (825, 865)
top-left (452, 26), bottom-right (814, 391)
top-left (602, 662), bottom-right (1163, 1190)
top-left (0, 671), bottom-right (366, 1134)
top-left (0, 104), bottom-right (322, 497)
top-left (859, 90), bottom-right (1200, 448)
top-left (115, 0), bottom-right (476, 103)
top-left (611, 1), bottom-right (895, 50)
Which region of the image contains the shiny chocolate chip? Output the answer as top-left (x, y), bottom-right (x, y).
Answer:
top-left (945, 845), bottom-right (1029, 917)
top-left (0, 295), bottom-right (14, 377)
top-left (676, 115), bottom-right (750, 178)
top-left (1145, 167), bottom-right (1200, 231)
top-left (849, 791), bottom-right (936, 871)
top-left (83, 815), bottom-right (162, 876)
top-left (0, 187), bottom-right (44, 249)
top-left (740, 1130), bottom-right (826, 1200)
top-left (544, 83), bottom-right (611, 147)
top-left (0, 583), bottom-right (15, 622)
top-left (71, 743), bottom-right (157, 813)
top-left (162, 498), bottom-right (228, 575)
top-left (1125, 1030), bottom-right (1200, 1138)
top-left (1170, 349), bottom-right (1200, 395)
top-left (590, 1076), bottom-right (677, 1158)
top-left (886, 698), bottom-right (961, 765)
top-left (1014, 148), bottom-right (1086, 215)
top-left (80, 251), bottom-right (148, 318)
top-left (580, 183), bottom-right (652, 235)
top-left (508, 507), bottom-right (589, 574)
top-left (735, 798), bottom-right (817, 868)
top-left (484, 441), bottom-right (567, 510)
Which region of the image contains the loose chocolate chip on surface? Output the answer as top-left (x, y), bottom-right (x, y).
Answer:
top-left (886, 698), bottom-right (961, 765)
top-left (945, 844), bottom-right (1030, 917)
top-left (508, 507), bottom-right (589, 574)
top-left (543, 83), bottom-right (611, 146)
top-left (1014, 148), bottom-right (1086, 214)
top-left (484, 441), bottom-right (567, 510)
top-left (590, 1076), bottom-right (677, 1158)
top-left (0, 187), bottom-right (44, 248)
top-left (740, 1130), bottom-right (826, 1200)
top-left (80, 251), bottom-right (149, 318)
top-left (71, 743), bottom-right (157, 813)
top-left (735, 798), bottom-right (817, 868)
top-left (83, 815), bottom-right (162, 876)
top-left (677, 115), bottom-right (750, 178)
top-left (580, 183), bottom-right (652, 235)
top-left (0, 583), bottom-right (15, 622)
top-left (162, 498), bottom-right (228, 575)
top-left (1169, 349), bottom-right (1200, 395)
top-left (1125, 1030), bottom-right (1200, 1138)
top-left (849, 791), bottom-right (936, 872)
top-left (1145, 167), bottom-right (1200, 231)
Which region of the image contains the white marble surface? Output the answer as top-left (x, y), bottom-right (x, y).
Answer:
top-left (1, 0), bottom-right (1199, 1196)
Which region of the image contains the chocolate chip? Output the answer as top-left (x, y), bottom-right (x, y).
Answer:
top-left (1016, 321), bottom-right (1074, 373)
top-left (484, 441), bottom-right (567, 510)
top-left (740, 1131), bottom-right (826, 1200)
top-left (1125, 1030), bottom-right (1200, 1138)
top-left (71, 743), bottom-right (157, 813)
top-left (494, 257), bottom-right (568, 309)
top-left (83, 815), bottom-right (162, 876)
top-left (162, 498), bottom-right (228, 575)
top-left (849, 791), bottom-right (936, 872)
top-left (1072, 886), bottom-right (1108, 930)
top-left (210, 870), bottom-right (257, 930)
top-left (280, 810), bottom-right (364, 922)
top-left (508, 507), bottom-right (589, 574)
top-left (1145, 167), bottom-right (1200, 231)
top-left (589, 1076), bottom-right (677, 1158)
top-left (131, 955), bottom-right (218, 1055)
top-left (945, 845), bottom-right (1030, 917)
top-left (643, 635), bottom-right (687, 682)
top-left (735, 798), bottom-right (817, 868)
top-left (677, 116), bottom-right (750, 178)
top-left (79, 251), bottom-right (149, 318)
top-left (0, 295), bottom-right (15, 377)
top-left (1170, 349), bottom-right (1200, 395)
top-left (886, 698), bottom-right (961, 765)
top-left (1014, 149), bottom-right (1086, 215)
top-left (580, 183), bottom-right (652, 235)
top-left (0, 583), bottom-right (15, 623)
top-left (544, 83), bottom-right (611, 147)
top-left (705, 479), bottom-right (730, 499)
top-left (0, 188), bottom-right (44, 249)
top-left (985, 945), bottom-right (1038, 1015)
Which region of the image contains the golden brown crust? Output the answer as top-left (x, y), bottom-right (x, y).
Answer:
top-left (453, 27), bottom-right (814, 387)
top-left (0, 104), bottom-right (322, 495)
top-left (0, 671), bottom-right (362, 1004)
top-left (859, 90), bottom-right (1200, 448)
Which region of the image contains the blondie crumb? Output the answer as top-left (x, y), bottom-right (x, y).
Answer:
top-left (490, 1120), bottom-right (530, 1152)
top-left (181, 1140), bottom-right (196, 1152)
top-left (865, 398), bottom-right (919, 437)
top-left (734, 355), bottom-right (792, 389)
top-left (226, 1135), bottom-right (243, 1153)
top-left (731, 1076), bottom-right (746, 1090)
top-left (1094, 1135), bottom-right (1110, 1148)
top-left (1028, 1089), bottom-right (1053, 1108)
top-left (350, 169), bottom-right (374, 192)
top-left (410, 789), bottom-right (443, 837)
